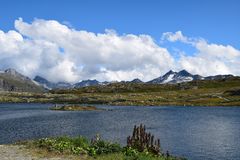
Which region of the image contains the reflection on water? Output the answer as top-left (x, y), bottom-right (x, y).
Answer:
top-left (0, 103), bottom-right (240, 160)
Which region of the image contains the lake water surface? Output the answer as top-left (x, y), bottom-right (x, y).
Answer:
top-left (0, 103), bottom-right (240, 160)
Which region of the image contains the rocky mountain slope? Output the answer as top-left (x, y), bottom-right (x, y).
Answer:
top-left (0, 69), bottom-right (44, 92)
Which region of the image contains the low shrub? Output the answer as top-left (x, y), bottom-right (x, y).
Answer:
top-left (34, 125), bottom-right (186, 160)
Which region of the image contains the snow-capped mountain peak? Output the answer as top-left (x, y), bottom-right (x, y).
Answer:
top-left (147, 70), bottom-right (202, 84)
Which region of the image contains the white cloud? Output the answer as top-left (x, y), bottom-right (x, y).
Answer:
top-left (0, 18), bottom-right (175, 82)
top-left (0, 19), bottom-right (239, 83)
top-left (161, 31), bottom-right (190, 44)
top-left (162, 31), bottom-right (240, 76)
top-left (182, 40), bottom-right (240, 76)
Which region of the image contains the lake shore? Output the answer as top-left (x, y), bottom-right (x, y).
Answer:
top-left (0, 144), bottom-right (86, 160)
top-left (0, 123), bottom-right (186, 160)
top-left (1, 103), bottom-right (240, 159)
top-left (0, 91), bottom-right (239, 107)
top-left (8, 131), bottom-right (186, 160)
top-left (0, 143), bottom-right (185, 160)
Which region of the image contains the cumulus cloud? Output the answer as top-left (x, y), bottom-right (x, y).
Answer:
top-left (161, 31), bottom-right (191, 44)
top-left (0, 19), bottom-right (239, 83)
top-left (162, 31), bottom-right (240, 76)
top-left (0, 18), bottom-right (175, 82)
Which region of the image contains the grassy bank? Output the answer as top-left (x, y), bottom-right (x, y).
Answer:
top-left (19, 124), bottom-right (186, 160)
top-left (24, 134), bottom-right (185, 160)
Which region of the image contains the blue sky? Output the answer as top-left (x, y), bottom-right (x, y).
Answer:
top-left (1, 0), bottom-right (239, 48)
top-left (0, 0), bottom-right (239, 82)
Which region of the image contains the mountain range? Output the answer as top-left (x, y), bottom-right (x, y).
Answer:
top-left (34, 76), bottom-right (72, 89)
top-left (33, 69), bottom-right (235, 89)
top-left (148, 69), bottom-right (234, 84)
top-left (0, 68), bottom-right (236, 92)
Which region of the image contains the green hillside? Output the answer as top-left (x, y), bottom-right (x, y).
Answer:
top-left (0, 77), bottom-right (239, 106)
top-left (48, 77), bottom-right (240, 106)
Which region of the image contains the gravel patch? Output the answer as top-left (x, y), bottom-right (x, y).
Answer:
top-left (0, 145), bottom-right (81, 160)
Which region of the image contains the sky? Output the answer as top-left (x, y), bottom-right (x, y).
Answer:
top-left (0, 0), bottom-right (239, 83)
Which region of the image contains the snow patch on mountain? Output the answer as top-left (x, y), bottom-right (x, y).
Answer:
top-left (162, 74), bottom-right (175, 83)
top-left (148, 70), bottom-right (201, 84)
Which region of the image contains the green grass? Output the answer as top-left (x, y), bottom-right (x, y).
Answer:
top-left (0, 77), bottom-right (239, 106)
top-left (26, 135), bottom-right (185, 160)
